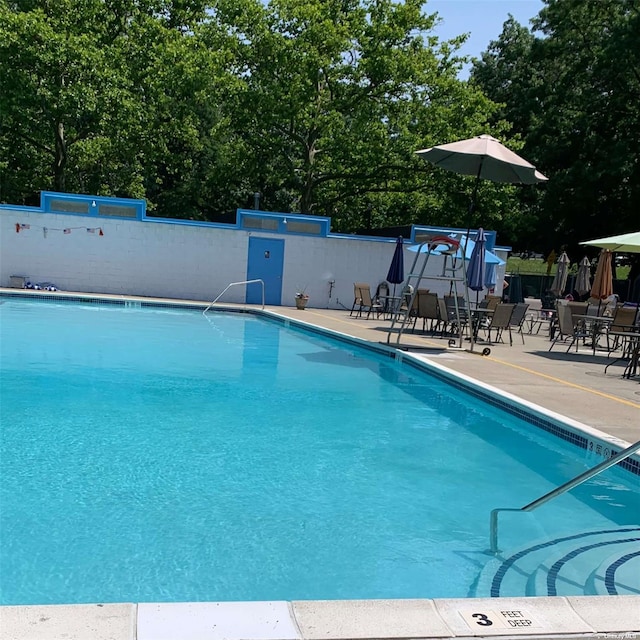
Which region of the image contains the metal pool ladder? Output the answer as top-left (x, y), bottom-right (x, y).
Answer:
top-left (203, 279), bottom-right (265, 313)
top-left (489, 439), bottom-right (640, 554)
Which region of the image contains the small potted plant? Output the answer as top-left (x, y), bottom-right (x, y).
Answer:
top-left (295, 286), bottom-right (309, 310)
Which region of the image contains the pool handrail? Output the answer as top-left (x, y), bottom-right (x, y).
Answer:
top-left (489, 439), bottom-right (640, 554)
top-left (203, 279), bottom-right (265, 313)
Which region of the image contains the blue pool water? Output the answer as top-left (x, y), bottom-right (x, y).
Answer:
top-left (0, 299), bottom-right (638, 605)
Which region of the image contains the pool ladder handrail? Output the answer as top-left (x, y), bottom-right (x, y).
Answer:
top-left (489, 439), bottom-right (640, 554)
top-left (203, 279), bottom-right (265, 313)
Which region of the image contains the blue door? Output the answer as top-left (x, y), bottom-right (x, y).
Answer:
top-left (246, 237), bottom-right (284, 305)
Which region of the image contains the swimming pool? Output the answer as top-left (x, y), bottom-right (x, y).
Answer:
top-left (0, 297), bottom-right (638, 605)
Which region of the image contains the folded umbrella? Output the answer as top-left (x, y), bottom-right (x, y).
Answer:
top-left (550, 251), bottom-right (570, 296)
top-left (386, 236), bottom-right (404, 296)
top-left (575, 256), bottom-right (591, 296)
top-left (466, 228), bottom-right (487, 293)
top-left (590, 250), bottom-right (614, 300)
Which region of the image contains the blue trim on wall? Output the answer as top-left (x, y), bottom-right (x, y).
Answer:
top-left (236, 208), bottom-right (330, 237)
top-left (141, 216), bottom-right (240, 230)
top-left (41, 191), bottom-right (146, 219)
top-left (1, 190), bottom-right (502, 246)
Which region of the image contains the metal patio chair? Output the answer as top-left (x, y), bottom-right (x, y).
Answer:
top-left (412, 290), bottom-right (440, 334)
top-left (350, 282), bottom-right (383, 319)
top-left (485, 303), bottom-right (516, 345)
top-left (549, 303), bottom-right (590, 352)
top-left (509, 302), bottom-right (530, 344)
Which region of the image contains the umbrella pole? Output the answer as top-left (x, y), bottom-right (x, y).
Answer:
top-left (465, 166), bottom-right (482, 236)
top-left (464, 168), bottom-right (482, 264)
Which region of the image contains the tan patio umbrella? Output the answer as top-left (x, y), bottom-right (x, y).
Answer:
top-left (416, 134), bottom-right (548, 219)
top-left (416, 134), bottom-right (548, 185)
top-left (550, 251), bottom-right (570, 296)
top-left (590, 250), bottom-right (614, 300)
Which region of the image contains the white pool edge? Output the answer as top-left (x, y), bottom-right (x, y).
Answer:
top-left (2, 596), bottom-right (639, 639)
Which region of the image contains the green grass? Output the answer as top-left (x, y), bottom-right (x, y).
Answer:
top-left (507, 256), bottom-right (557, 275)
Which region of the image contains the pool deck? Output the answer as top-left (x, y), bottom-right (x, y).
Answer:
top-left (1, 290), bottom-right (639, 640)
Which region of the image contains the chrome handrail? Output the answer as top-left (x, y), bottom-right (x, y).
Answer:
top-left (203, 279), bottom-right (265, 313)
top-left (489, 439), bottom-right (640, 554)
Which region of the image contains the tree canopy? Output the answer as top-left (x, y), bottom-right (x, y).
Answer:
top-left (471, 0), bottom-right (640, 253)
top-left (2, 0), bottom-right (638, 251)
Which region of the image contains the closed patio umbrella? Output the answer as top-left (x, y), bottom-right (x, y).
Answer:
top-left (550, 251), bottom-right (570, 296)
top-left (590, 250), bottom-right (614, 300)
top-left (386, 236), bottom-right (404, 296)
top-left (575, 256), bottom-right (591, 297)
top-left (466, 228), bottom-right (487, 297)
top-left (465, 229), bottom-right (487, 353)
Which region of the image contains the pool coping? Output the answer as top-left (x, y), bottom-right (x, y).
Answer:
top-left (2, 596), bottom-right (640, 639)
top-left (1, 290), bottom-right (639, 639)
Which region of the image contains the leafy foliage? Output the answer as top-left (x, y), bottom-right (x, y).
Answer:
top-left (471, 0), bottom-right (640, 254)
top-left (2, 0), bottom-right (566, 243)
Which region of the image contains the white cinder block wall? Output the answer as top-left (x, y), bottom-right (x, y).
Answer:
top-left (1, 208), bottom-right (506, 308)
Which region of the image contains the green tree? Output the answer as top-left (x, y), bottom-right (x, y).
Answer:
top-left (211, 0), bottom-right (502, 230)
top-left (472, 0), bottom-right (640, 252)
top-left (0, 0), bottom-right (237, 217)
top-left (2, 0), bottom-right (523, 232)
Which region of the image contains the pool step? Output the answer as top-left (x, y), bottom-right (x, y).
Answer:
top-left (475, 526), bottom-right (640, 597)
top-left (589, 548), bottom-right (640, 595)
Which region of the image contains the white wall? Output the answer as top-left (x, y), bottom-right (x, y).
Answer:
top-left (1, 209), bottom-right (505, 308)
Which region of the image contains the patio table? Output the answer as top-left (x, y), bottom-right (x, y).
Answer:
top-left (527, 308), bottom-right (556, 337)
top-left (572, 314), bottom-right (613, 355)
top-left (469, 305), bottom-right (494, 341)
top-left (603, 330), bottom-right (640, 379)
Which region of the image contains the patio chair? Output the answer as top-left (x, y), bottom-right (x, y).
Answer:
top-left (548, 303), bottom-right (590, 352)
top-left (605, 306), bottom-right (639, 354)
top-left (508, 302), bottom-right (530, 344)
top-left (437, 298), bottom-right (450, 336)
top-left (484, 303), bottom-right (515, 345)
top-left (485, 295), bottom-right (502, 311)
top-left (567, 301), bottom-right (588, 329)
top-left (443, 295), bottom-right (469, 335)
top-left (374, 281), bottom-right (390, 315)
top-left (585, 300), bottom-right (602, 317)
top-left (350, 283), bottom-right (383, 319)
top-left (528, 291), bottom-right (559, 336)
top-left (603, 306), bottom-right (640, 374)
top-left (412, 290), bottom-right (440, 333)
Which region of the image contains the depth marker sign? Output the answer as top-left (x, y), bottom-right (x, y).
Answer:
top-left (459, 609), bottom-right (542, 634)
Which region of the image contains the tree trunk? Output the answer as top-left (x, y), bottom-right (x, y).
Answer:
top-left (300, 133), bottom-right (317, 214)
top-left (53, 121), bottom-right (66, 192)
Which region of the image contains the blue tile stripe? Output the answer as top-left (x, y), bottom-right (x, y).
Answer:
top-left (546, 537), bottom-right (640, 596)
top-left (400, 358), bottom-right (639, 477)
top-left (604, 550), bottom-right (640, 595)
top-left (490, 527), bottom-right (640, 597)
